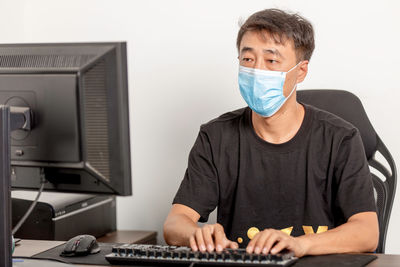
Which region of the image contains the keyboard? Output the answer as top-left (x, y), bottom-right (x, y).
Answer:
top-left (105, 244), bottom-right (298, 266)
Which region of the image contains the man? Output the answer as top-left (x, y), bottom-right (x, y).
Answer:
top-left (164, 9), bottom-right (378, 257)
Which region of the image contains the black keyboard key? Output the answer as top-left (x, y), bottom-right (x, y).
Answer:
top-left (147, 250), bottom-right (154, 257)
top-left (252, 253), bottom-right (260, 262)
top-left (271, 254), bottom-right (282, 262)
top-left (215, 252), bottom-right (224, 261)
top-left (118, 247), bottom-right (127, 255)
top-left (233, 251), bottom-right (243, 261)
top-left (209, 252), bottom-right (217, 261)
top-left (198, 251), bottom-right (208, 260)
top-left (189, 251), bottom-right (197, 259)
top-left (139, 249), bottom-right (147, 257)
top-left (260, 254), bottom-right (270, 262)
top-left (182, 250), bottom-right (190, 259)
top-left (111, 246), bottom-right (119, 254)
top-left (155, 250), bottom-right (162, 258)
top-left (244, 253), bottom-right (251, 262)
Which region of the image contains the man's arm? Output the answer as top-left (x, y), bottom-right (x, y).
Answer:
top-left (246, 211), bottom-right (379, 257)
top-left (163, 204), bottom-right (200, 247)
top-left (163, 204), bottom-right (238, 252)
top-left (297, 211), bottom-right (379, 255)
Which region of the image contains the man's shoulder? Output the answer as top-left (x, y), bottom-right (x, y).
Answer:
top-left (200, 107), bottom-right (248, 133)
top-left (306, 104), bottom-right (358, 136)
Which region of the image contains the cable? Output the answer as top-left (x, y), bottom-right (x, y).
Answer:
top-left (12, 181), bottom-right (45, 235)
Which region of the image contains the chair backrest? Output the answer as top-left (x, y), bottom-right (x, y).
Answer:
top-left (297, 89), bottom-right (397, 253)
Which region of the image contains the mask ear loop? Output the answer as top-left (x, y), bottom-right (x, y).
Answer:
top-left (287, 61), bottom-right (302, 73)
top-left (286, 61), bottom-right (302, 97)
top-left (280, 61), bottom-right (302, 108)
top-left (286, 83), bottom-right (297, 99)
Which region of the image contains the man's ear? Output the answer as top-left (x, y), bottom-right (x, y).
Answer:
top-left (296, 61), bottom-right (309, 84)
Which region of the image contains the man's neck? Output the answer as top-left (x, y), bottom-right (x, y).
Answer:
top-left (251, 97), bottom-right (305, 144)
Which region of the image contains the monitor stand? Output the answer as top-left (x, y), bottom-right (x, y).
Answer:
top-left (0, 105), bottom-right (32, 267)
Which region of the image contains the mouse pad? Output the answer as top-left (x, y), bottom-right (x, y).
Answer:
top-left (32, 243), bottom-right (377, 267)
top-left (32, 242), bottom-right (118, 266)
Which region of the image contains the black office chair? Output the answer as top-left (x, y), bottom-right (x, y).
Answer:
top-left (297, 89), bottom-right (397, 253)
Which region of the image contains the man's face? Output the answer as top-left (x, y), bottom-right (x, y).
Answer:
top-left (238, 30), bottom-right (307, 97)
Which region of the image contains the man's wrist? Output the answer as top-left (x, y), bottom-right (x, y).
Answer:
top-left (296, 235), bottom-right (312, 256)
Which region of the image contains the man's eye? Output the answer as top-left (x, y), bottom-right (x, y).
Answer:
top-left (242, 58), bottom-right (253, 62)
top-left (267, 59), bottom-right (277, 63)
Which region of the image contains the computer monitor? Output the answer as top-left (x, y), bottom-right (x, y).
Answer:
top-left (0, 42), bottom-right (132, 196)
top-left (1, 42), bottom-right (132, 267)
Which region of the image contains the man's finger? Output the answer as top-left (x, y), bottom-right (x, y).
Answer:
top-left (246, 233), bottom-right (260, 253)
top-left (195, 228), bottom-right (206, 252)
top-left (202, 226), bottom-right (215, 252)
top-left (228, 241), bottom-right (239, 249)
top-left (213, 227), bottom-right (226, 252)
top-left (253, 230), bottom-right (271, 254)
top-left (270, 239), bottom-right (289, 255)
top-left (189, 236), bottom-right (198, 251)
top-left (262, 232), bottom-right (281, 254)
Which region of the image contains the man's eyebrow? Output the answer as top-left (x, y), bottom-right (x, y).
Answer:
top-left (240, 47), bottom-right (253, 54)
top-left (263, 48), bottom-right (284, 58)
top-left (240, 47), bottom-right (284, 59)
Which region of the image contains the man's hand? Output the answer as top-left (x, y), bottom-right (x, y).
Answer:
top-left (190, 223), bottom-right (238, 252)
top-left (246, 229), bottom-right (306, 257)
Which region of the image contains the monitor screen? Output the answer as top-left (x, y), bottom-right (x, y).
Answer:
top-left (0, 42), bottom-right (132, 196)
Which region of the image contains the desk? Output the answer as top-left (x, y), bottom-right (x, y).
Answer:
top-left (367, 254), bottom-right (400, 267)
top-left (97, 230), bottom-right (157, 244)
top-left (13, 234), bottom-right (400, 266)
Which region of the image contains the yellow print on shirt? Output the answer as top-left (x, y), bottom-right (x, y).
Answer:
top-left (302, 225), bottom-right (328, 235)
top-left (237, 225), bottom-right (328, 243)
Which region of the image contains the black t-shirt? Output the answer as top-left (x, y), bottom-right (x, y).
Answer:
top-left (173, 104), bottom-right (376, 247)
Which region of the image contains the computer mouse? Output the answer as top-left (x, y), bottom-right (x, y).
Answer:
top-left (60, 234), bottom-right (100, 257)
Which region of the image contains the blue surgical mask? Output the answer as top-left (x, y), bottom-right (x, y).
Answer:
top-left (238, 63), bottom-right (299, 117)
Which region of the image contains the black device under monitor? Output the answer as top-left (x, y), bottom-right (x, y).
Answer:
top-left (0, 42), bottom-right (132, 195)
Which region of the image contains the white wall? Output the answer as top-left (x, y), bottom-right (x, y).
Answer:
top-left (2, 0), bottom-right (400, 253)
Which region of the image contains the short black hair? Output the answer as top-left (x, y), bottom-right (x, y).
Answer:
top-left (237, 9), bottom-right (315, 61)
